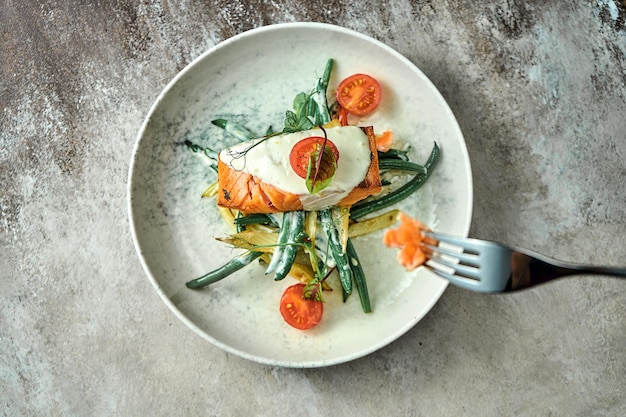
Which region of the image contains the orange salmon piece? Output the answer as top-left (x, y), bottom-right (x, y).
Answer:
top-left (375, 130), bottom-right (394, 153)
top-left (383, 212), bottom-right (432, 271)
top-left (217, 127), bottom-right (382, 214)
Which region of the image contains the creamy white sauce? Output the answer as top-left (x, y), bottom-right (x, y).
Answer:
top-left (219, 126), bottom-right (372, 210)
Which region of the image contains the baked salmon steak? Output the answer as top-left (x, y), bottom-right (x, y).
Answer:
top-left (217, 126), bottom-right (382, 214)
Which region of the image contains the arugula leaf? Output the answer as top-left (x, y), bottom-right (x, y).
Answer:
top-left (283, 110), bottom-right (299, 132)
top-left (282, 59), bottom-right (334, 133)
top-left (283, 110), bottom-right (314, 133)
top-left (293, 92), bottom-right (309, 116)
top-left (305, 143), bottom-right (337, 194)
top-left (303, 280), bottom-right (324, 302)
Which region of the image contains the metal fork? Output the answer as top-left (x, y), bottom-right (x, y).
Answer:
top-left (422, 232), bottom-right (626, 293)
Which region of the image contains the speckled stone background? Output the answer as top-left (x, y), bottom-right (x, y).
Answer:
top-left (2, 1), bottom-right (625, 416)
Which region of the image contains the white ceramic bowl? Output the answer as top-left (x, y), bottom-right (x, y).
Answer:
top-left (128, 22), bottom-right (472, 367)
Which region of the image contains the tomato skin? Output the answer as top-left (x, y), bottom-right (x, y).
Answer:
top-left (279, 284), bottom-right (324, 330)
top-left (336, 74), bottom-right (382, 116)
top-left (289, 136), bottom-right (339, 179)
top-left (338, 107), bottom-right (349, 126)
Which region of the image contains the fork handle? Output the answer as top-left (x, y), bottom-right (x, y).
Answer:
top-left (510, 253), bottom-right (626, 291)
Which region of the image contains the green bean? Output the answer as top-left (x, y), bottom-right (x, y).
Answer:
top-left (186, 251), bottom-right (263, 289)
top-left (211, 119), bottom-right (255, 141)
top-left (235, 211), bottom-right (245, 233)
top-left (184, 140), bottom-right (219, 161)
top-left (311, 58), bottom-right (334, 125)
top-left (423, 142), bottom-right (440, 171)
top-left (233, 213), bottom-right (275, 227)
top-left (351, 142), bottom-right (440, 220)
top-left (378, 159), bottom-right (427, 174)
top-left (346, 239), bottom-right (371, 313)
top-left (319, 209), bottom-right (353, 297)
top-left (274, 211), bottom-right (306, 280)
top-left (265, 211), bottom-right (305, 280)
top-left (264, 213), bottom-right (291, 275)
top-left (377, 148), bottom-right (410, 161)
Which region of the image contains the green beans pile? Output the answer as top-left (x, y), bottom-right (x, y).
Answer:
top-left (186, 141), bottom-right (440, 314)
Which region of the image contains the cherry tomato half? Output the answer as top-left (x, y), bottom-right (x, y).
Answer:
top-left (336, 73), bottom-right (382, 116)
top-left (289, 136), bottom-right (339, 179)
top-left (279, 284), bottom-right (324, 330)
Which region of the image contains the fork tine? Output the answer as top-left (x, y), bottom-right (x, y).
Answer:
top-left (424, 264), bottom-right (484, 289)
top-left (422, 231), bottom-right (483, 281)
top-left (426, 256), bottom-right (482, 279)
top-left (423, 231), bottom-right (473, 249)
top-left (421, 242), bottom-right (479, 266)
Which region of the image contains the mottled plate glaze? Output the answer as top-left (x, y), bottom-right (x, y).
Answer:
top-left (128, 22), bottom-right (472, 367)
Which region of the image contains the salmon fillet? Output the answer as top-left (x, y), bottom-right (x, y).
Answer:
top-left (217, 126), bottom-right (382, 214)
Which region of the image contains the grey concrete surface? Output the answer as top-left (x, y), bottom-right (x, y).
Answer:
top-left (2, 1), bottom-right (625, 416)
